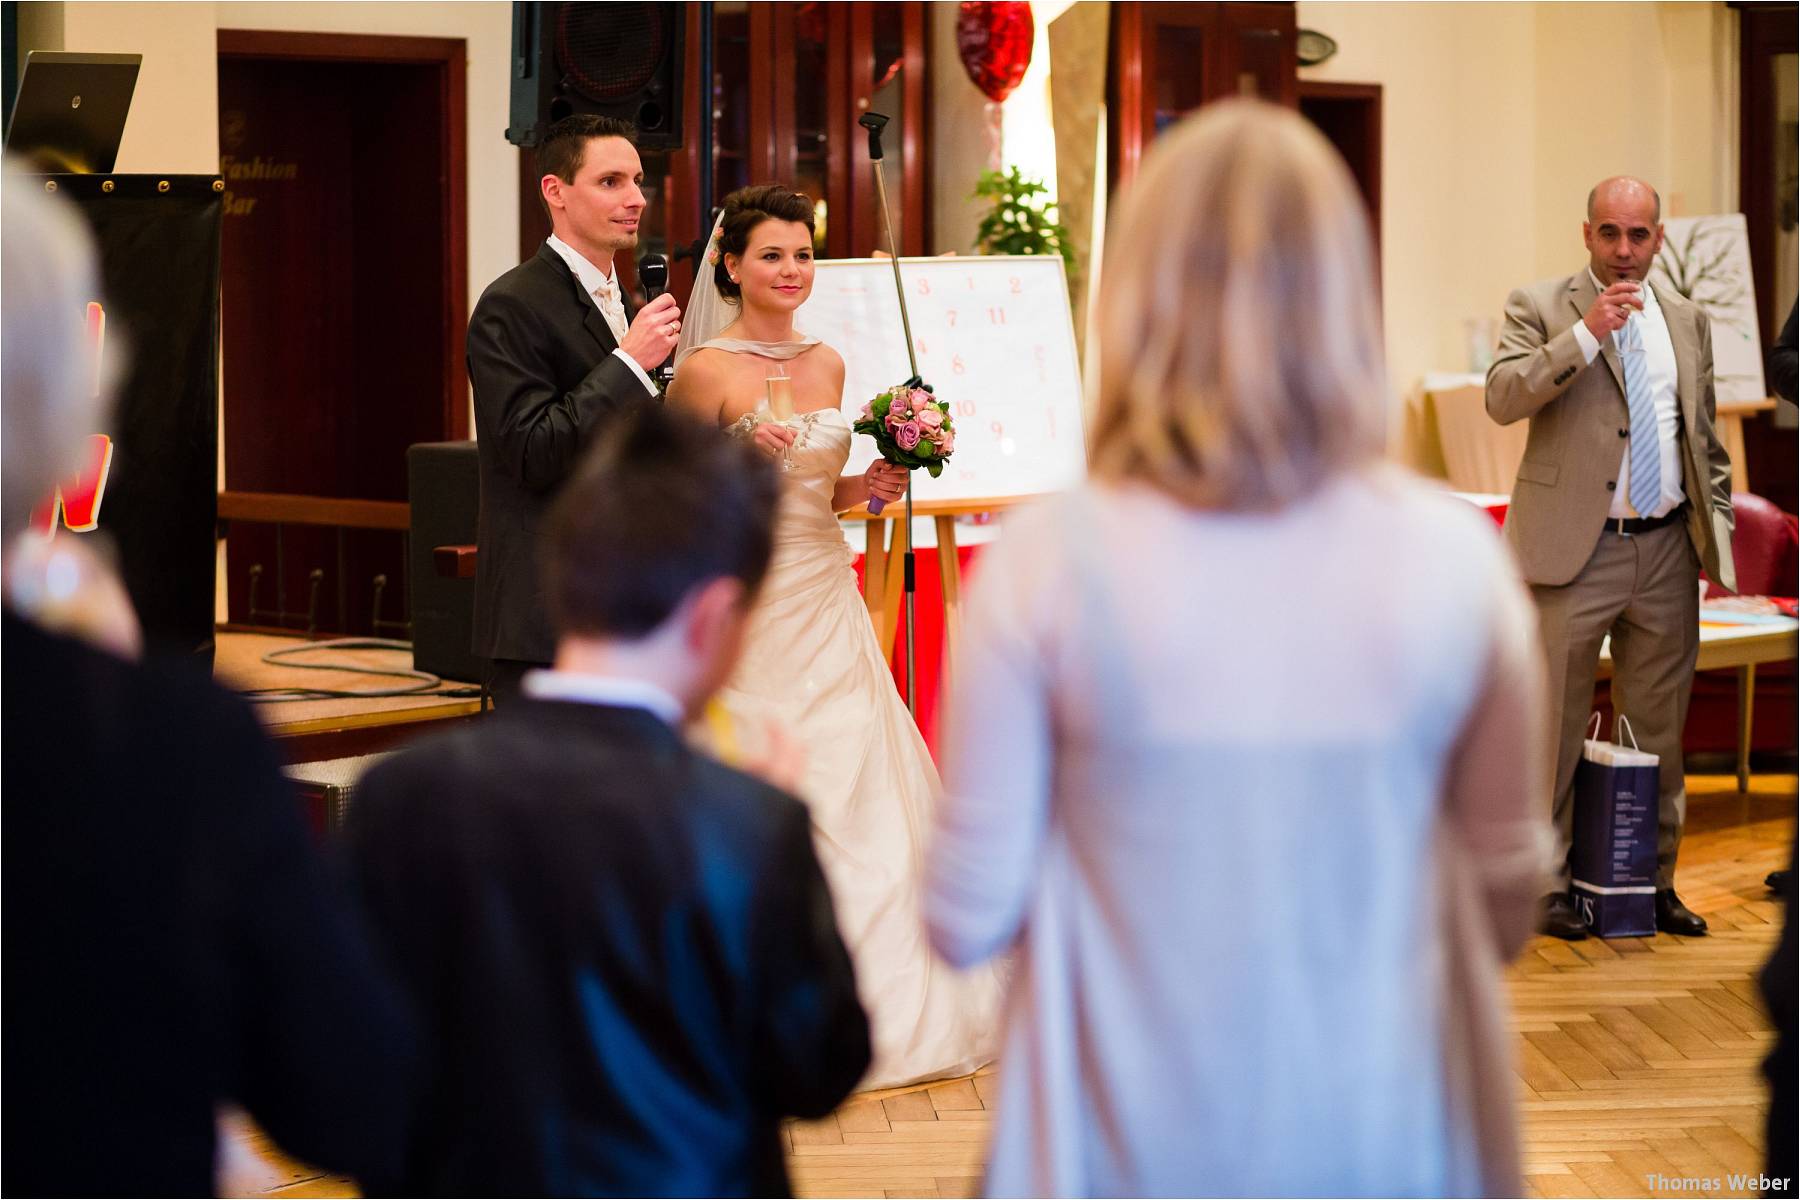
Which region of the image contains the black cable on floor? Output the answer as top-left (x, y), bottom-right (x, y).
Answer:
top-left (241, 637), bottom-right (479, 702)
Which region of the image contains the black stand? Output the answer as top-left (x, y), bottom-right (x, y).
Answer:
top-left (858, 111), bottom-right (919, 715)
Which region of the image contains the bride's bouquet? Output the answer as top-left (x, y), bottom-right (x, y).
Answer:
top-left (853, 380), bottom-right (956, 513)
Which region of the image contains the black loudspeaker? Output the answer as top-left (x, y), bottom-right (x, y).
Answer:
top-left (507, 2), bottom-right (685, 151)
top-left (407, 441), bottom-right (484, 684)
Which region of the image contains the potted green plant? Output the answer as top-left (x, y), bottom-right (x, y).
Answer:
top-left (972, 166), bottom-right (1075, 275)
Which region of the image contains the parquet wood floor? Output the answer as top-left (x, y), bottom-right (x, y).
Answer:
top-left (1509, 774), bottom-right (1792, 1200)
top-left (223, 774), bottom-right (1795, 1198)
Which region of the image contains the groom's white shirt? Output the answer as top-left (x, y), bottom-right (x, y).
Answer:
top-left (545, 233), bottom-right (658, 397)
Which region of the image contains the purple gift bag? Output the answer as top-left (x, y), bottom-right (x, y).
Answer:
top-left (1570, 714), bottom-right (1659, 938)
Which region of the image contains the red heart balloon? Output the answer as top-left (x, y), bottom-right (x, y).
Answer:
top-left (956, 2), bottom-right (1034, 105)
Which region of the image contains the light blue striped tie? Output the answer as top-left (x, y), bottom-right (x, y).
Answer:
top-left (1620, 315), bottom-right (1661, 518)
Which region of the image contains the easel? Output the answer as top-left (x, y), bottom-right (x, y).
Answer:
top-left (1717, 396), bottom-right (1778, 493)
top-left (844, 496), bottom-right (1033, 690)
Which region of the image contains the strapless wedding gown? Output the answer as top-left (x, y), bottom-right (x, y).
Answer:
top-left (716, 407), bottom-right (1002, 1089)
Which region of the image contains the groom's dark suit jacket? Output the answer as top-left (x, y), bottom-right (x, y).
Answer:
top-left (345, 697), bottom-right (871, 1196)
top-left (468, 244), bottom-right (655, 664)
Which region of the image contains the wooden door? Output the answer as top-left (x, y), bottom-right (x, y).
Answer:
top-left (717, 1), bottom-right (927, 259)
top-left (518, 3), bottom-right (931, 314)
top-left (217, 30), bottom-right (467, 637)
top-left (1215, 4), bottom-right (1297, 105)
top-left (1299, 80), bottom-right (1382, 259)
top-left (1734, 0), bottom-right (1799, 513)
top-left (842, 2), bottom-right (928, 257)
top-left (1109, 2), bottom-right (1297, 190)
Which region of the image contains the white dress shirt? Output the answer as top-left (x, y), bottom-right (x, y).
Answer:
top-left (521, 668), bottom-right (684, 726)
top-left (1570, 271), bottom-right (1683, 518)
top-left (545, 234), bottom-right (658, 397)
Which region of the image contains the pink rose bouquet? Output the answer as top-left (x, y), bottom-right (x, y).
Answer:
top-left (851, 380), bottom-right (957, 513)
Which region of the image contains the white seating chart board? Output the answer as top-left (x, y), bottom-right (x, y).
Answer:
top-left (796, 255), bottom-right (1087, 503)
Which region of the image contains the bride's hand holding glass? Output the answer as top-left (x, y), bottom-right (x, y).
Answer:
top-left (759, 367), bottom-right (799, 471)
top-left (752, 420), bottom-right (797, 463)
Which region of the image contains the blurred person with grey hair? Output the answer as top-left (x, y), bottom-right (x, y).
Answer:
top-left (1, 166), bottom-right (418, 1195)
top-left (925, 102), bottom-right (1549, 1196)
top-left (1, 169), bottom-right (107, 530)
top-left (0, 161), bottom-right (140, 654)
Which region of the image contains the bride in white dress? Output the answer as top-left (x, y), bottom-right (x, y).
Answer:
top-left (667, 185), bottom-right (1001, 1089)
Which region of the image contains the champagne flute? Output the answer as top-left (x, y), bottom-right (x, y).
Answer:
top-left (765, 367), bottom-right (796, 472)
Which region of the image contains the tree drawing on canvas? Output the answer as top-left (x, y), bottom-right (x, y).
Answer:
top-left (1650, 214), bottom-right (1769, 403)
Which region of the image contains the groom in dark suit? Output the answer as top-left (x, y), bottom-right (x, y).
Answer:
top-left (469, 114), bottom-right (684, 702)
top-left (347, 408), bottom-right (870, 1195)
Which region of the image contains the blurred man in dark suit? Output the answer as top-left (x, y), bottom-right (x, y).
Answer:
top-left (1760, 301), bottom-right (1796, 1196)
top-left (1768, 301), bottom-right (1796, 407)
top-left (347, 407), bottom-right (869, 1195)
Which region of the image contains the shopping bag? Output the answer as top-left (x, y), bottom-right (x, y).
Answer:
top-left (1569, 713), bottom-right (1659, 938)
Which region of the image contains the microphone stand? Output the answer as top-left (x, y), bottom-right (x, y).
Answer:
top-left (858, 111), bottom-right (919, 716)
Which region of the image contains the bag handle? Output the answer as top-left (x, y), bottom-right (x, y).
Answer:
top-left (1587, 712), bottom-right (1603, 742)
top-left (1614, 714), bottom-right (1641, 750)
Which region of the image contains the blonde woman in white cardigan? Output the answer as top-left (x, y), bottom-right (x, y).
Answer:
top-left (925, 101), bottom-right (1551, 1198)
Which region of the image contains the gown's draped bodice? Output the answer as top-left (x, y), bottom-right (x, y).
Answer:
top-left (769, 409), bottom-right (854, 544)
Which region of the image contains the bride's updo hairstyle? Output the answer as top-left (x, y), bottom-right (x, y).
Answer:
top-left (1088, 100), bottom-right (1387, 512)
top-left (714, 184), bottom-right (816, 301)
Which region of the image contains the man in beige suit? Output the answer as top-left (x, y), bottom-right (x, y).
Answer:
top-left (1487, 176), bottom-right (1735, 941)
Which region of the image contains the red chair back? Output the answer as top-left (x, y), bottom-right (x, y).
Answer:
top-left (1725, 491), bottom-right (1799, 597)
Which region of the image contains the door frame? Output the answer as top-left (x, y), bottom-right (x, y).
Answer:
top-left (1297, 79), bottom-right (1383, 261)
top-left (1733, 1), bottom-right (1797, 344)
top-left (217, 28), bottom-right (470, 439)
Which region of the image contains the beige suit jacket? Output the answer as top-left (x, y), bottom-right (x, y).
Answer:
top-left (1485, 272), bottom-right (1735, 591)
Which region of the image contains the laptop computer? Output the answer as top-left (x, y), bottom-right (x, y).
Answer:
top-left (5, 51), bottom-right (140, 173)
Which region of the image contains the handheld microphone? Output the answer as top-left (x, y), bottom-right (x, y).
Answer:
top-left (639, 252), bottom-right (668, 301)
top-left (637, 253), bottom-right (673, 386)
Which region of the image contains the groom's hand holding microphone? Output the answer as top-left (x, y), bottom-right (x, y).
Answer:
top-left (620, 293), bottom-right (682, 374)
top-left (627, 252), bottom-right (680, 386)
